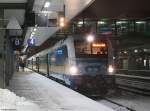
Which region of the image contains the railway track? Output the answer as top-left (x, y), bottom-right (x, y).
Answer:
top-left (95, 96), bottom-right (136, 111)
top-left (96, 87), bottom-right (150, 111)
top-left (115, 74), bottom-right (150, 96)
top-left (103, 98), bottom-right (135, 111)
top-left (95, 73), bottom-right (150, 111)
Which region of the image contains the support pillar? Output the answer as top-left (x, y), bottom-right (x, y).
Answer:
top-left (0, 9), bottom-right (5, 88)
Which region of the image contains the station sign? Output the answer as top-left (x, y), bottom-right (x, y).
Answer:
top-left (27, 38), bottom-right (35, 46)
top-left (55, 49), bottom-right (63, 56)
top-left (14, 38), bottom-right (20, 46)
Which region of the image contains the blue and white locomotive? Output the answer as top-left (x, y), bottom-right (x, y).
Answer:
top-left (27, 34), bottom-right (115, 94)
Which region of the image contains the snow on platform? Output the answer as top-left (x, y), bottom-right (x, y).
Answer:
top-left (0, 88), bottom-right (41, 111)
top-left (8, 69), bottom-right (115, 111)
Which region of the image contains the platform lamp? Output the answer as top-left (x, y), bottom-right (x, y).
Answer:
top-left (57, 4), bottom-right (66, 28)
top-left (57, 11), bottom-right (66, 28)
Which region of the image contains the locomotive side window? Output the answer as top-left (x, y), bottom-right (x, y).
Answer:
top-left (50, 46), bottom-right (68, 66)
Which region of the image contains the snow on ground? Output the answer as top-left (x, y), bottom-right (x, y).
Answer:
top-left (0, 88), bottom-right (41, 111)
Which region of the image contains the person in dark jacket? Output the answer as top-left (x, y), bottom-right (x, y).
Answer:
top-left (20, 59), bottom-right (25, 71)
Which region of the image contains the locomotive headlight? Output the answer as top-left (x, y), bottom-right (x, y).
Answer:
top-left (70, 66), bottom-right (78, 75)
top-left (108, 65), bottom-right (114, 73)
top-left (87, 34), bottom-right (94, 42)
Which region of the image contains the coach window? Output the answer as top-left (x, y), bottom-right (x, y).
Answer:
top-left (136, 21), bottom-right (146, 33)
top-left (116, 20), bottom-right (128, 35)
top-left (97, 20), bottom-right (113, 35)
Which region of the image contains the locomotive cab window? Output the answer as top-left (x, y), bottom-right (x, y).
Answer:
top-left (74, 40), bottom-right (108, 57)
top-left (92, 43), bottom-right (108, 55)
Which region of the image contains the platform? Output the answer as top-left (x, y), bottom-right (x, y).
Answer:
top-left (8, 69), bottom-right (114, 111)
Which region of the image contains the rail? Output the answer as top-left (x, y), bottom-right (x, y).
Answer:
top-left (115, 73), bottom-right (150, 96)
top-left (116, 69), bottom-right (150, 77)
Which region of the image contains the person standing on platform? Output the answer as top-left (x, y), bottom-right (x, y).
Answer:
top-left (20, 59), bottom-right (25, 72)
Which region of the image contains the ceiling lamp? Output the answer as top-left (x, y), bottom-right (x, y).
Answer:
top-left (33, 28), bottom-right (37, 32)
top-left (44, 1), bottom-right (51, 8)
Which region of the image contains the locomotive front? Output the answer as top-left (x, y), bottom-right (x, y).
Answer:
top-left (68, 36), bottom-right (115, 95)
